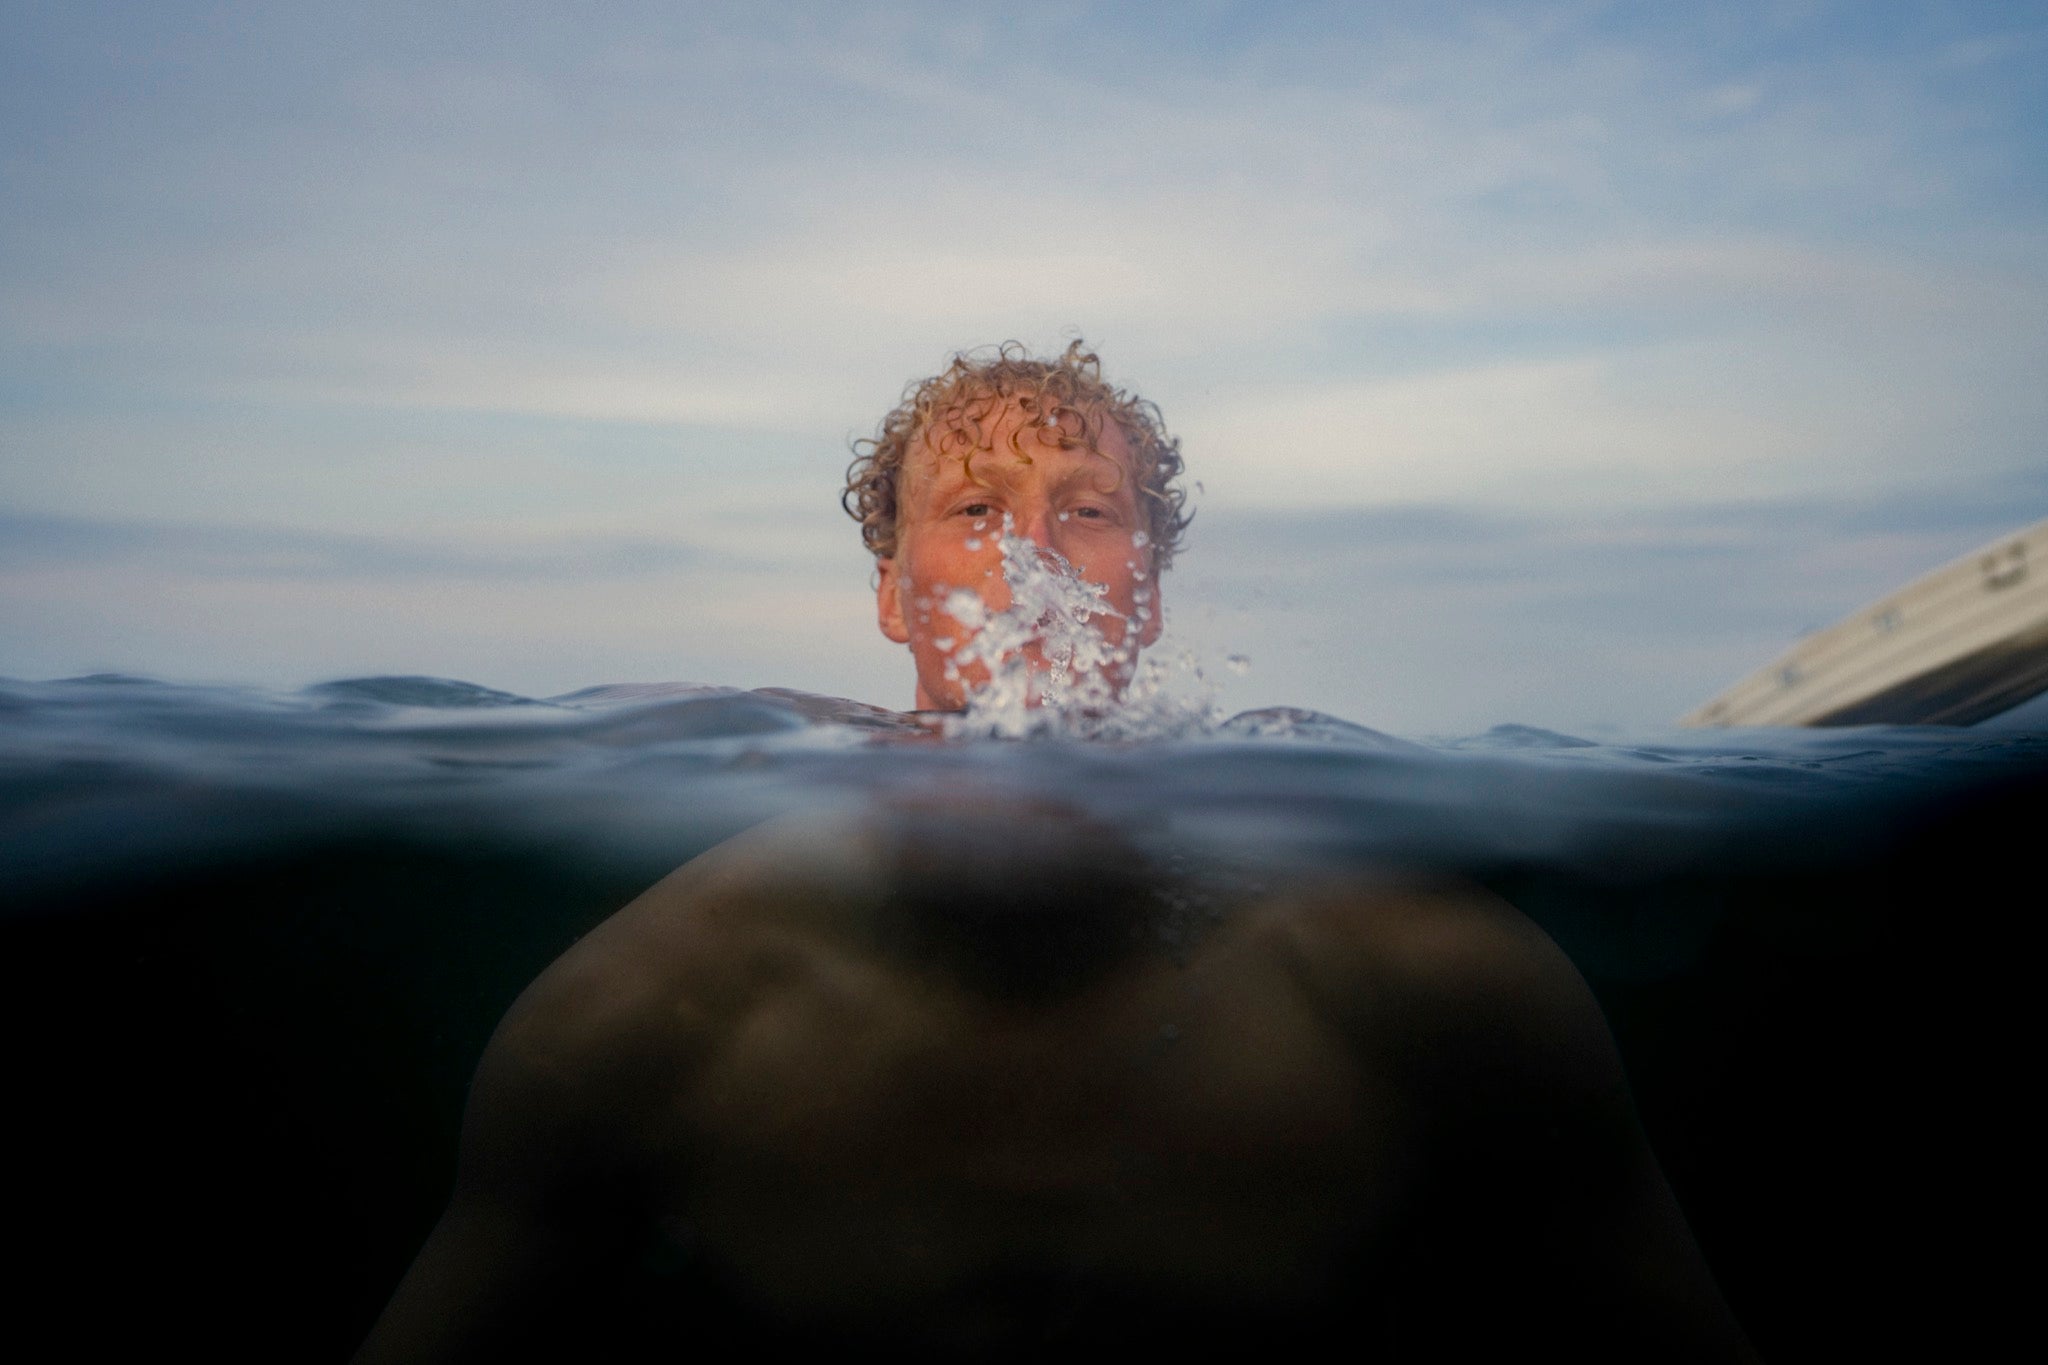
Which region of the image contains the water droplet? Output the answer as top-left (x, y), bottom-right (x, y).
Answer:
top-left (1131, 531), bottom-right (1151, 549)
top-left (1226, 653), bottom-right (1251, 676)
top-left (1057, 511), bottom-right (1070, 522)
top-left (964, 538), bottom-right (982, 551)
top-left (925, 517), bottom-right (1232, 740)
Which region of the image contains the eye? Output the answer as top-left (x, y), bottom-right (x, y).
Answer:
top-left (959, 501), bottom-right (994, 518)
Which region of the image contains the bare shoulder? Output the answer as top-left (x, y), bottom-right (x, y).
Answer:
top-left (1255, 873), bottom-right (1625, 1126)
top-left (351, 813), bottom-right (903, 1364)
top-left (594, 808), bottom-right (896, 961)
top-left (1261, 873), bottom-right (1587, 1020)
top-left (1256, 873), bottom-right (1759, 1361)
top-left (480, 809), bottom-right (895, 1115)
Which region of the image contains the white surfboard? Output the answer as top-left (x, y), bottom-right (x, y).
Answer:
top-left (1681, 516), bottom-right (2048, 727)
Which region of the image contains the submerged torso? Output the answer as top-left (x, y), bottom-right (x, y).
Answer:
top-left (585, 814), bottom-right (1431, 1356)
top-left (665, 911), bottom-right (1411, 1348)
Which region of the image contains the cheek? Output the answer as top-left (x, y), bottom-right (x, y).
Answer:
top-left (906, 537), bottom-right (1002, 593)
top-left (1078, 546), bottom-right (1149, 601)
top-left (897, 552), bottom-right (975, 631)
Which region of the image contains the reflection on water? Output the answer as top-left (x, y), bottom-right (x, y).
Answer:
top-left (4, 672), bottom-right (2040, 1360)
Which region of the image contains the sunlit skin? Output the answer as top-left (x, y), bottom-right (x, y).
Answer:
top-left (876, 400), bottom-right (1163, 710)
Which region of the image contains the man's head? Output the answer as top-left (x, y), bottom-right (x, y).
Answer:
top-left (844, 341), bottom-right (1192, 710)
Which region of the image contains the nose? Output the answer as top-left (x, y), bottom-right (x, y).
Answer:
top-left (1010, 501), bottom-right (1065, 556)
top-left (1008, 507), bottom-right (1079, 575)
top-left (1012, 505), bottom-right (1054, 546)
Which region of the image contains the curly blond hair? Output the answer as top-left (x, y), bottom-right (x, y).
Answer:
top-left (843, 340), bottom-right (1192, 567)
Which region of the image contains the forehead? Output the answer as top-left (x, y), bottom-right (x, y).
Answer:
top-left (905, 397), bottom-right (1138, 496)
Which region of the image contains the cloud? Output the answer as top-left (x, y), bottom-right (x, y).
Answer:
top-left (1170, 475), bottom-right (2048, 732)
top-left (2, 2), bottom-right (2044, 722)
top-left (1937, 28), bottom-right (2046, 71)
top-left (0, 513), bottom-right (710, 581)
top-left (0, 509), bottom-right (903, 701)
top-left (8, 3), bottom-right (2040, 502)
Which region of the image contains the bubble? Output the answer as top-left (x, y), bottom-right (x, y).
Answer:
top-left (1058, 511), bottom-right (1070, 522)
top-left (1131, 531), bottom-right (1151, 549)
top-left (943, 588), bottom-right (989, 630)
top-left (933, 517), bottom-right (1228, 741)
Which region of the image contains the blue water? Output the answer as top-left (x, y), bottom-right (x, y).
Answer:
top-left (10, 672), bottom-right (2041, 901)
top-left (6, 672), bottom-right (2040, 1361)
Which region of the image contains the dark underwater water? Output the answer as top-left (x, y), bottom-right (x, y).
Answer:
top-left (5, 673), bottom-right (2041, 1361)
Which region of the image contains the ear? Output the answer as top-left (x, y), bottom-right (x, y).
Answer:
top-left (876, 558), bottom-right (910, 644)
top-left (1139, 575), bottom-right (1164, 647)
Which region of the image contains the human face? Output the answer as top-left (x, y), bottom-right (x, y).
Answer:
top-left (875, 399), bottom-right (1163, 711)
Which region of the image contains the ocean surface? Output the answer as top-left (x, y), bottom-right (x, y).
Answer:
top-left (6, 673), bottom-right (2041, 1360)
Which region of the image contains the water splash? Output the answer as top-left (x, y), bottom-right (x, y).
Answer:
top-left (940, 519), bottom-right (1222, 740)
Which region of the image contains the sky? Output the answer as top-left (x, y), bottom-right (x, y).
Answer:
top-left (3, 0), bottom-right (2044, 735)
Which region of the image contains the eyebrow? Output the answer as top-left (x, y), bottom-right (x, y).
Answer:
top-left (915, 457), bottom-right (1134, 506)
top-left (1052, 461), bottom-right (1131, 495)
top-left (913, 452), bottom-right (1026, 501)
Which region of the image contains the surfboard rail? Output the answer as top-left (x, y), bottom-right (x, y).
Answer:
top-left (1680, 516), bottom-right (2048, 727)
